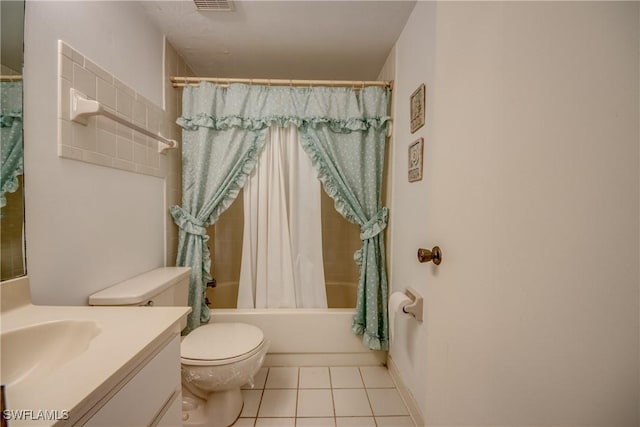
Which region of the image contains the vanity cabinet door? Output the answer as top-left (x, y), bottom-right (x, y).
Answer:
top-left (155, 392), bottom-right (182, 427)
top-left (84, 335), bottom-right (181, 426)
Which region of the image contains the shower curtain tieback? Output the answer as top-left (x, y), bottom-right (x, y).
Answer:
top-left (172, 82), bottom-right (391, 350)
top-left (354, 207), bottom-right (389, 265)
top-left (171, 207), bottom-right (208, 236)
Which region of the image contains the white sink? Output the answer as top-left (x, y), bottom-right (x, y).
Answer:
top-left (1, 320), bottom-right (100, 387)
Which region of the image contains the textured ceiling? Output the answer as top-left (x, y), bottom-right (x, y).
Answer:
top-left (139, 0), bottom-right (416, 80)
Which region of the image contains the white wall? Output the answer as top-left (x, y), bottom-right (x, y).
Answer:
top-left (388, 2), bottom-right (639, 425)
top-left (24, 1), bottom-right (167, 305)
top-left (377, 45), bottom-right (396, 280)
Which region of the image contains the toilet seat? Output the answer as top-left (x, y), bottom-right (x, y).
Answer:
top-left (181, 323), bottom-right (265, 366)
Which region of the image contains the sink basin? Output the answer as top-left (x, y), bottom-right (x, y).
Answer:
top-left (1, 320), bottom-right (101, 387)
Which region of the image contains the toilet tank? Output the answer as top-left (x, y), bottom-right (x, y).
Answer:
top-left (89, 267), bottom-right (191, 307)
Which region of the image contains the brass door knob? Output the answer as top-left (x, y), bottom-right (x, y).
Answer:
top-left (417, 246), bottom-right (442, 265)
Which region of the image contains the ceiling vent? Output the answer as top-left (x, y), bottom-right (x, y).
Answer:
top-left (193, 0), bottom-right (234, 12)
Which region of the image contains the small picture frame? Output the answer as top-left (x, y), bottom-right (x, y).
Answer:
top-left (410, 83), bottom-right (425, 133)
top-left (408, 138), bottom-right (424, 182)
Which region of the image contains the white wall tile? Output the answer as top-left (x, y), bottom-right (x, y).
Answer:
top-left (58, 40), bottom-right (73, 58)
top-left (60, 55), bottom-right (73, 81)
top-left (114, 78), bottom-right (135, 98)
top-left (73, 63), bottom-right (96, 98)
top-left (85, 58), bottom-right (113, 84)
top-left (116, 89), bottom-right (133, 118)
top-left (116, 136), bottom-right (133, 161)
top-left (57, 144), bottom-right (82, 161)
top-left (97, 115), bottom-right (116, 134)
top-left (133, 132), bottom-right (146, 146)
top-left (96, 129), bottom-right (117, 157)
top-left (147, 150), bottom-right (160, 169)
top-left (58, 78), bottom-right (71, 120)
top-left (71, 120), bottom-right (96, 151)
top-left (58, 119), bottom-right (71, 145)
top-left (132, 99), bottom-right (146, 125)
top-left (133, 141), bottom-right (146, 164)
top-left (71, 48), bottom-right (83, 65)
top-left (147, 106), bottom-right (161, 133)
top-left (82, 151), bottom-right (112, 167)
top-left (97, 78), bottom-right (116, 110)
top-left (112, 159), bottom-right (137, 173)
top-left (116, 123), bottom-right (132, 139)
top-left (136, 165), bottom-right (157, 176)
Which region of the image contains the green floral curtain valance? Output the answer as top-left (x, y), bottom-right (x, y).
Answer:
top-left (1, 81), bottom-right (24, 214)
top-left (173, 83), bottom-right (391, 349)
top-left (177, 83), bottom-right (390, 132)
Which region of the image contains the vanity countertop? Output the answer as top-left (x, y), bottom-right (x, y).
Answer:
top-left (1, 303), bottom-right (190, 426)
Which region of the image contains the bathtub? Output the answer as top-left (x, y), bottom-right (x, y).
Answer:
top-left (207, 281), bottom-right (386, 366)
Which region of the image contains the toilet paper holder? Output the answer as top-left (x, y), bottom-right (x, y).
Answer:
top-left (402, 287), bottom-right (423, 322)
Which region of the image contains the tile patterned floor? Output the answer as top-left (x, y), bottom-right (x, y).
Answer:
top-left (233, 366), bottom-right (414, 427)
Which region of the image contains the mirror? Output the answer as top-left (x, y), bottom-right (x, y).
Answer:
top-left (1, 0), bottom-right (25, 281)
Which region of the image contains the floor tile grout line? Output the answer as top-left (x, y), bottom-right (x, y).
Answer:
top-left (359, 367), bottom-right (379, 425)
top-left (328, 366), bottom-right (336, 419)
top-left (295, 367), bottom-right (300, 419)
top-left (254, 367), bottom-right (269, 419)
top-left (247, 366), bottom-right (413, 427)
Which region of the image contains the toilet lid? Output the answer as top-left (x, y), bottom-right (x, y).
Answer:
top-left (181, 323), bottom-right (264, 361)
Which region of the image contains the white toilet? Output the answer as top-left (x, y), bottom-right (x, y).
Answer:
top-left (89, 267), bottom-right (268, 427)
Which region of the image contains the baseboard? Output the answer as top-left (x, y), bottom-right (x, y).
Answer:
top-left (264, 351), bottom-right (386, 367)
top-left (387, 355), bottom-right (425, 427)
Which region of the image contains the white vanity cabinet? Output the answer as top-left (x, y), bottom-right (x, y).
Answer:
top-left (80, 335), bottom-right (182, 427)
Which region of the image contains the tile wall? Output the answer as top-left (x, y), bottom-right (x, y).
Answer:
top-left (205, 189), bottom-right (362, 308)
top-left (57, 40), bottom-right (168, 176)
top-left (56, 39), bottom-right (192, 266)
top-left (320, 190), bottom-right (361, 285)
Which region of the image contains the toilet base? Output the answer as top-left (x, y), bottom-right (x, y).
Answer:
top-left (182, 387), bottom-right (243, 427)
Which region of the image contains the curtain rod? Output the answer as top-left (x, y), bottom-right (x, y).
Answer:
top-left (0, 75), bottom-right (22, 81)
top-left (170, 76), bottom-right (393, 90)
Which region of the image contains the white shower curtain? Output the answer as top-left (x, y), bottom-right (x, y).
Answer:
top-left (237, 125), bottom-right (327, 308)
